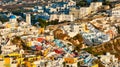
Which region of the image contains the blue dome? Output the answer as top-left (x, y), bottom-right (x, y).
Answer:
top-left (9, 15), bottom-right (16, 19)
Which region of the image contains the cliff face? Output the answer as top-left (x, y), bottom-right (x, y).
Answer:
top-left (84, 37), bottom-right (120, 60)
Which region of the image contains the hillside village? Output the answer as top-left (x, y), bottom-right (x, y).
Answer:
top-left (0, 0), bottom-right (120, 67)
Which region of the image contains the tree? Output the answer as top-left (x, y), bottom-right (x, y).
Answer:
top-left (37, 18), bottom-right (47, 28)
top-left (48, 20), bottom-right (59, 25)
top-left (103, 0), bottom-right (110, 5)
top-left (76, 0), bottom-right (89, 7)
top-left (0, 45), bottom-right (2, 54)
top-left (73, 34), bottom-right (83, 43)
top-left (114, 25), bottom-right (120, 34)
top-left (0, 16), bottom-right (9, 23)
top-left (93, 60), bottom-right (105, 67)
top-left (62, 62), bottom-right (66, 67)
top-left (77, 61), bottom-right (80, 67)
top-left (11, 36), bottom-right (32, 50)
top-left (117, 26), bottom-right (120, 34)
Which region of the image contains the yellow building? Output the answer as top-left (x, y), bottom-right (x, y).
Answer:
top-left (43, 48), bottom-right (50, 57)
top-left (64, 58), bottom-right (77, 64)
top-left (27, 42), bottom-right (32, 47)
top-left (81, 23), bottom-right (89, 33)
top-left (92, 64), bottom-right (99, 67)
top-left (6, 23), bottom-right (11, 28)
top-left (4, 57), bottom-right (11, 67)
top-left (38, 28), bottom-right (44, 34)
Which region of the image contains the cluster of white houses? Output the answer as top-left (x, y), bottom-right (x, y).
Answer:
top-left (99, 52), bottom-right (119, 67)
top-left (49, 2), bottom-right (103, 21)
top-left (69, 2), bottom-right (102, 19)
top-left (0, 1), bottom-right (119, 67)
top-left (112, 4), bottom-right (120, 18)
top-left (49, 14), bottom-right (74, 22)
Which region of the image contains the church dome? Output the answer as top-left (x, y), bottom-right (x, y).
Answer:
top-left (9, 15), bottom-right (16, 19)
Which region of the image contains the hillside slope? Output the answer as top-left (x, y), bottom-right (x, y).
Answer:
top-left (84, 37), bottom-right (120, 60)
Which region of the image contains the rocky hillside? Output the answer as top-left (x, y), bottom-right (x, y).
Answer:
top-left (84, 37), bottom-right (120, 60)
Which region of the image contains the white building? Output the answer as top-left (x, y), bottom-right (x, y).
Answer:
top-left (59, 14), bottom-right (74, 22)
top-left (79, 7), bottom-right (91, 18)
top-left (69, 7), bottom-right (91, 19)
top-left (112, 7), bottom-right (120, 18)
top-left (1, 40), bottom-right (18, 55)
top-left (69, 2), bottom-right (102, 19)
top-left (99, 52), bottom-right (119, 67)
top-left (49, 14), bottom-right (74, 22)
top-left (61, 23), bottom-right (83, 37)
top-left (26, 14), bottom-right (31, 25)
top-left (49, 14), bottom-right (59, 21)
top-left (69, 8), bottom-right (80, 19)
top-left (50, 8), bottom-right (57, 13)
top-left (67, 0), bottom-right (76, 7)
top-left (9, 15), bottom-right (17, 23)
top-left (90, 2), bottom-right (102, 11)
